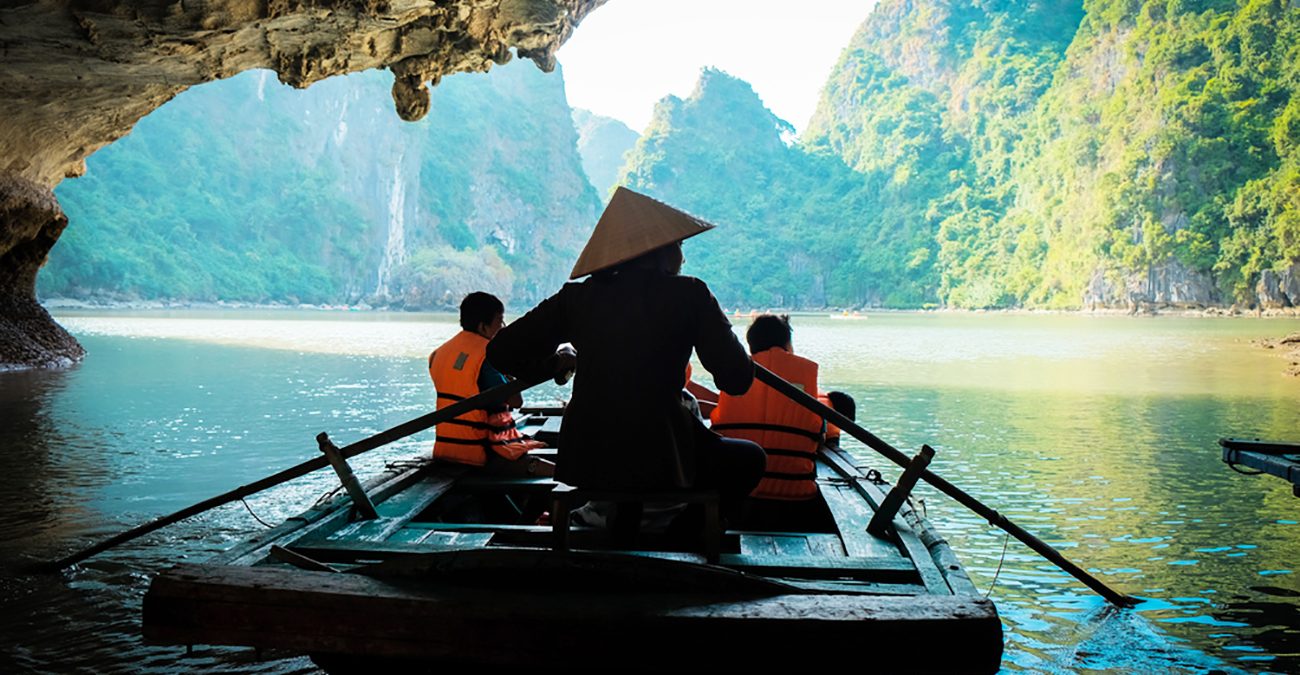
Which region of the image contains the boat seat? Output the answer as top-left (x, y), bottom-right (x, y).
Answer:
top-left (550, 483), bottom-right (721, 563)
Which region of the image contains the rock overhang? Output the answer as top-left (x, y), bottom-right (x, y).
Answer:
top-left (0, 0), bottom-right (606, 369)
top-left (1, 0), bottom-right (606, 187)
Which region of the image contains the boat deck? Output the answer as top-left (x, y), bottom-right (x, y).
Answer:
top-left (143, 413), bottom-right (1003, 673)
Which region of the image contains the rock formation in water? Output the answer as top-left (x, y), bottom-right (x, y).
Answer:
top-left (0, 0), bottom-right (605, 369)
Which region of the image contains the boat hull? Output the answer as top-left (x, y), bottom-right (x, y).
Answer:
top-left (145, 562), bottom-right (1002, 673)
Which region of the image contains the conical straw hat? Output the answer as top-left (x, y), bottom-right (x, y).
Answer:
top-left (570, 186), bottom-right (716, 279)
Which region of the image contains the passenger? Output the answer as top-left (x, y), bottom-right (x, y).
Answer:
top-left (711, 314), bottom-right (825, 501)
top-left (428, 291), bottom-right (545, 467)
top-left (821, 390), bottom-right (857, 449)
top-left (486, 187), bottom-right (765, 526)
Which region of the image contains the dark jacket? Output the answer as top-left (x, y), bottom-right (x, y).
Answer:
top-left (487, 269), bottom-right (753, 489)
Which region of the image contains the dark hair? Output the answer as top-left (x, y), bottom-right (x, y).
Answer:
top-left (460, 292), bottom-right (503, 332)
top-left (746, 313), bottom-right (792, 353)
top-left (826, 391), bottom-right (856, 421)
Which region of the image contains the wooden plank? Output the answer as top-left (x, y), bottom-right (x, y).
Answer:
top-left (385, 527), bottom-right (436, 544)
top-left (736, 532), bottom-right (845, 557)
top-left (144, 563), bottom-right (1002, 673)
top-left (905, 505), bottom-right (980, 596)
top-left (814, 463), bottom-right (903, 559)
top-left (1220, 438), bottom-right (1300, 455)
top-left (324, 473), bottom-right (457, 543)
top-left (418, 532), bottom-right (495, 548)
top-left (892, 513), bottom-right (954, 595)
top-left (738, 535), bottom-right (816, 556)
top-left (774, 579), bottom-right (930, 595)
top-left (716, 554), bottom-right (918, 580)
top-left (396, 522), bottom-right (555, 533)
top-left (290, 537), bottom-right (493, 562)
top-left (806, 534), bottom-right (847, 557)
top-left (374, 473), bottom-right (458, 519)
top-left (739, 535), bottom-right (780, 556)
top-left (268, 545), bottom-right (338, 573)
top-left (1223, 446), bottom-right (1300, 496)
top-left (212, 461), bottom-right (443, 566)
top-left (772, 535), bottom-right (813, 557)
top-left (817, 450), bottom-right (954, 595)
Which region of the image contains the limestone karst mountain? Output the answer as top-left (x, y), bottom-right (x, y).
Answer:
top-left (571, 109), bottom-right (641, 199)
top-left (804, 0), bottom-right (1300, 310)
top-left (42, 62), bottom-right (600, 309)
top-left (620, 0), bottom-right (1300, 310)
top-left (0, 0), bottom-right (606, 368)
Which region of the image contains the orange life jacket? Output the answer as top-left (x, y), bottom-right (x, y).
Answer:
top-left (428, 330), bottom-right (541, 466)
top-left (711, 348), bottom-right (824, 500)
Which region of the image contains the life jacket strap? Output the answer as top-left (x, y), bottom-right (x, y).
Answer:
top-left (434, 435), bottom-right (487, 445)
top-left (443, 418), bottom-right (518, 432)
top-left (763, 470), bottom-right (818, 481)
top-left (712, 422), bottom-right (822, 441)
top-left (763, 447), bottom-right (818, 459)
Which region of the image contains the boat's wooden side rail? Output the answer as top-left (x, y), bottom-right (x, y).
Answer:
top-left (1221, 437), bottom-right (1300, 497)
top-left (212, 460), bottom-right (459, 566)
top-left (817, 447), bottom-right (961, 596)
top-left (235, 444), bottom-right (947, 592)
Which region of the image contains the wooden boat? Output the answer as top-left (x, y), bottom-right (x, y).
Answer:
top-left (1221, 437), bottom-right (1300, 497)
top-left (142, 412), bottom-right (1003, 673)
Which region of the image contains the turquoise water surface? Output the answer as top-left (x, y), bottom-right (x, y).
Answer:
top-left (1, 309), bottom-right (1297, 673)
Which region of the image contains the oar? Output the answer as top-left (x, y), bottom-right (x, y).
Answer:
top-left (29, 376), bottom-right (542, 573)
top-left (753, 364), bottom-right (1136, 608)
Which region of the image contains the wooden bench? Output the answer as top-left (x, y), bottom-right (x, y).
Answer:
top-left (550, 484), bottom-right (722, 563)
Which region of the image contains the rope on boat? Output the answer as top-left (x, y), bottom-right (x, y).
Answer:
top-left (1225, 460), bottom-right (1265, 476)
top-left (313, 484), bottom-right (345, 506)
top-left (984, 532), bottom-right (1010, 598)
top-left (239, 498), bottom-right (275, 529)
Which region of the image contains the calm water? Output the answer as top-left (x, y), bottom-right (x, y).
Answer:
top-left (2, 309), bottom-right (1298, 673)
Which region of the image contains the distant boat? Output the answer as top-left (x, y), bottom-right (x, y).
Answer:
top-left (142, 411), bottom-right (1001, 673)
top-left (829, 310), bottom-right (867, 320)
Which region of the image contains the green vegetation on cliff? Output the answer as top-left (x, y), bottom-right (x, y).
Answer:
top-left (40, 0), bottom-right (1300, 311)
top-left (620, 0), bottom-right (1298, 309)
top-left (619, 69), bottom-right (933, 307)
top-left (572, 109), bottom-right (640, 199)
top-left (42, 61), bottom-right (599, 307)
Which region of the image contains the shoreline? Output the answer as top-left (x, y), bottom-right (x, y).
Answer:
top-left (41, 297), bottom-right (1300, 319)
top-left (1252, 333), bottom-right (1300, 377)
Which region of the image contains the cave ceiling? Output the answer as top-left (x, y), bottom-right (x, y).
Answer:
top-left (0, 0), bottom-right (605, 369)
top-left (1, 0), bottom-right (607, 187)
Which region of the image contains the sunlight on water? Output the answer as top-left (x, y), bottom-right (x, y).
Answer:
top-left (58, 309), bottom-right (461, 359)
top-left (3, 309), bottom-right (1298, 673)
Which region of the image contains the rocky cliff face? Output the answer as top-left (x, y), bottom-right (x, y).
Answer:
top-left (805, 0), bottom-right (1300, 311)
top-left (43, 64), bottom-right (598, 309)
top-left (0, 0), bottom-right (605, 368)
top-left (571, 108), bottom-right (640, 198)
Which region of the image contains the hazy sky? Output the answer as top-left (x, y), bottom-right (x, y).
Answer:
top-left (557, 1), bottom-right (877, 134)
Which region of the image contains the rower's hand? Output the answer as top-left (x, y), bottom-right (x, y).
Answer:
top-left (551, 345), bottom-right (577, 385)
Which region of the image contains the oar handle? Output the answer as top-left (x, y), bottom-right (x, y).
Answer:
top-left (752, 364), bottom-right (1135, 608)
top-left (32, 376), bottom-right (544, 572)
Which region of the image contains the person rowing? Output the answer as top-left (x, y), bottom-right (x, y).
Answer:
top-left (486, 187), bottom-right (765, 530)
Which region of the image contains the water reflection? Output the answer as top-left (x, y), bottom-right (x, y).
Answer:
top-left (2, 311), bottom-right (1298, 673)
top-left (833, 379), bottom-right (1299, 673)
